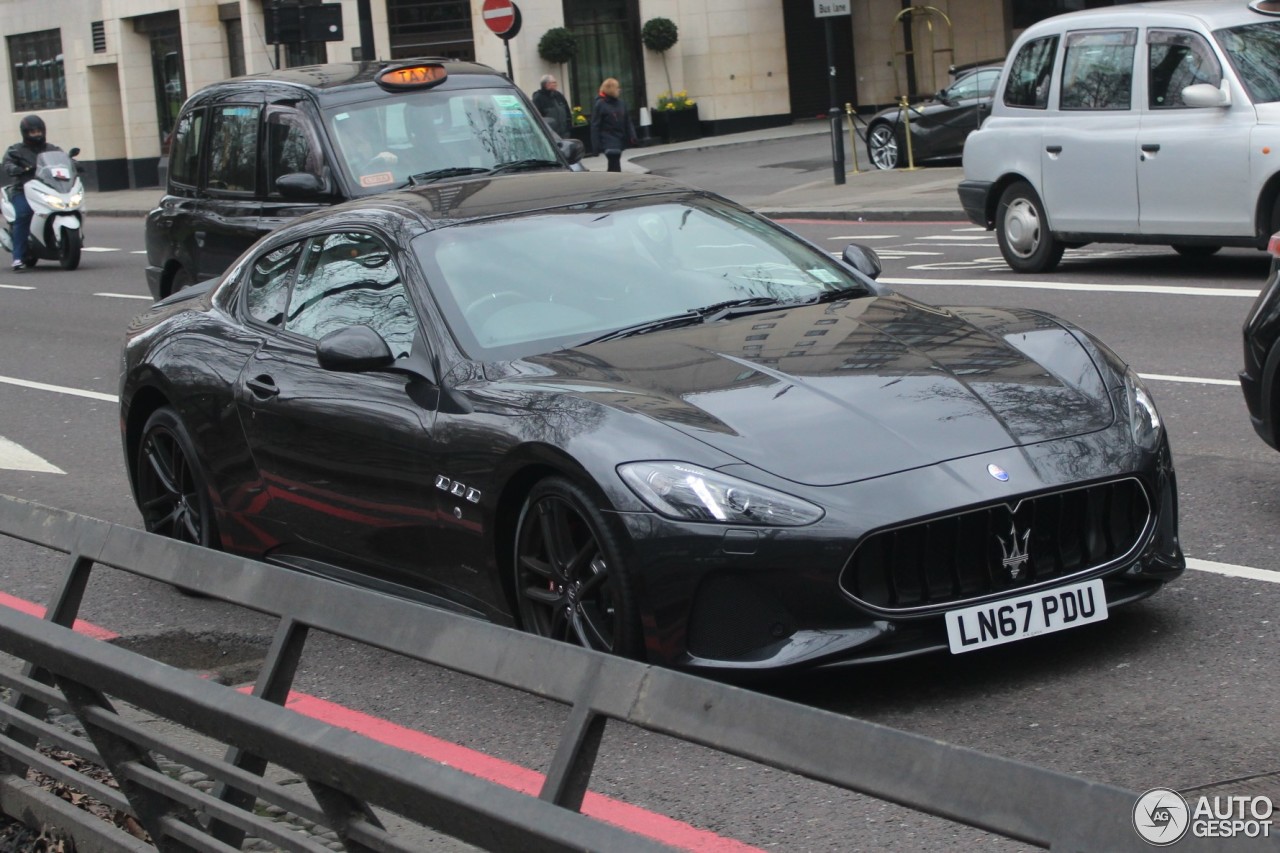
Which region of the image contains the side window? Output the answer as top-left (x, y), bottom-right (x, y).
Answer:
top-left (1004, 36), bottom-right (1060, 109)
top-left (1148, 29), bottom-right (1223, 109)
top-left (1060, 29), bottom-right (1137, 111)
top-left (946, 73), bottom-right (981, 101)
top-left (245, 241), bottom-right (303, 327)
top-left (168, 108), bottom-right (204, 187)
top-left (284, 232), bottom-right (417, 358)
top-left (265, 108), bottom-right (323, 195)
top-left (206, 105), bottom-right (260, 193)
top-left (975, 70), bottom-right (1001, 99)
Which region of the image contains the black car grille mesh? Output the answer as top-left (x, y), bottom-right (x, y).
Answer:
top-left (840, 478), bottom-right (1151, 613)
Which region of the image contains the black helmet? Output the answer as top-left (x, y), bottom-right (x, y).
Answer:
top-left (19, 115), bottom-right (45, 146)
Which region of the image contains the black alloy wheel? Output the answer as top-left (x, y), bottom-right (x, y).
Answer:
top-left (135, 406), bottom-right (217, 547)
top-left (513, 477), bottom-right (643, 657)
top-left (996, 180), bottom-right (1064, 274)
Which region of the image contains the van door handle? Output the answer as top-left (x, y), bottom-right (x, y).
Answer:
top-left (246, 375), bottom-right (280, 399)
top-left (1045, 145), bottom-right (1063, 154)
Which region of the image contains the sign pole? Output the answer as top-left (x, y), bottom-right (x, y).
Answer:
top-left (825, 17), bottom-right (845, 186)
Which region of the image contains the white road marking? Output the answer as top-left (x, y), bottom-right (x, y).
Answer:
top-left (1140, 373), bottom-right (1239, 387)
top-left (130, 250), bottom-right (147, 254)
top-left (827, 235), bottom-right (899, 240)
top-left (883, 276), bottom-right (1260, 298)
top-left (0, 436), bottom-right (63, 474)
top-left (95, 292), bottom-right (151, 300)
top-left (918, 235), bottom-right (999, 241)
top-left (81, 247), bottom-right (119, 253)
top-left (0, 375), bottom-right (117, 403)
top-left (952, 227), bottom-right (989, 232)
top-left (1187, 558), bottom-right (1280, 584)
top-left (0, 283), bottom-right (35, 290)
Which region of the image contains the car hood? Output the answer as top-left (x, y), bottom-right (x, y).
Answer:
top-left (508, 296), bottom-right (1114, 486)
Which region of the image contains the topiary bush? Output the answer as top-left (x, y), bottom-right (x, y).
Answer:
top-left (538, 27), bottom-right (577, 65)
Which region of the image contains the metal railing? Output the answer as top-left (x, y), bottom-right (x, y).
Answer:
top-left (0, 495), bottom-right (1257, 852)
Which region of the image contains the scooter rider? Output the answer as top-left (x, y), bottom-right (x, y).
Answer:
top-left (4, 115), bottom-right (61, 272)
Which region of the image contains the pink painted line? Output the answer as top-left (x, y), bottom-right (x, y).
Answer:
top-left (0, 591), bottom-right (119, 640)
top-left (251, 688), bottom-right (763, 853)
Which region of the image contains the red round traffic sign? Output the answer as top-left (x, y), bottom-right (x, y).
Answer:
top-left (482, 0), bottom-right (517, 36)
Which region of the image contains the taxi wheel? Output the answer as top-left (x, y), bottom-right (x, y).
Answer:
top-left (512, 477), bottom-right (644, 658)
top-left (996, 181), bottom-right (1064, 274)
top-left (1172, 244), bottom-right (1220, 259)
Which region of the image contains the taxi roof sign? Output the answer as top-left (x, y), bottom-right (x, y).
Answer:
top-left (377, 64), bottom-right (448, 90)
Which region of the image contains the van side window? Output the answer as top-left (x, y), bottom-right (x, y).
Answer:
top-left (265, 108), bottom-right (323, 195)
top-left (168, 108), bottom-right (204, 187)
top-left (1004, 36), bottom-right (1059, 109)
top-left (1148, 30), bottom-right (1222, 108)
top-left (1060, 29), bottom-right (1136, 111)
top-left (207, 105), bottom-right (260, 193)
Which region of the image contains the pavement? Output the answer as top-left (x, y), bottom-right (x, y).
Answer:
top-left (90, 120), bottom-right (969, 222)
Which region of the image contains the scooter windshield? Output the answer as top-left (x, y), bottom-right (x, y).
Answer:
top-left (34, 152), bottom-right (76, 192)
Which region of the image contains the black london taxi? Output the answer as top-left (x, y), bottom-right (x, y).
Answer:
top-left (144, 60), bottom-right (582, 300)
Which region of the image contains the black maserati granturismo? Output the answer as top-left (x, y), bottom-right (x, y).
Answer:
top-left (120, 171), bottom-right (1183, 673)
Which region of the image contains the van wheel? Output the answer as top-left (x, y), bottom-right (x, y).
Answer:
top-left (1172, 244), bottom-right (1220, 259)
top-left (996, 181), bottom-right (1064, 273)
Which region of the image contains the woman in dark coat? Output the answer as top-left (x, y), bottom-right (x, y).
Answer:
top-left (589, 77), bottom-right (637, 172)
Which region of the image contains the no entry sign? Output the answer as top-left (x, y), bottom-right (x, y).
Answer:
top-left (482, 0), bottom-right (518, 37)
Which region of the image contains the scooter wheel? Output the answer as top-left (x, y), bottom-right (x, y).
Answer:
top-left (22, 254), bottom-right (37, 269)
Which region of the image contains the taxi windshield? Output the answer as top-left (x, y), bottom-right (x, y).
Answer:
top-left (324, 88), bottom-right (559, 195)
top-left (1215, 20), bottom-right (1280, 104)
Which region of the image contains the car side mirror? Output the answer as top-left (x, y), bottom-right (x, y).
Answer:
top-left (557, 137), bottom-right (584, 165)
top-left (68, 147), bottom-right (80, 158)
top-left (1182, 82), bottom-right (1231, 108)
top-left (842, 244), bottom-right (882, 280)
top-left (276, 172), bottom-right (327, 199)
top-left (316, 325), bottom-right (394, 373)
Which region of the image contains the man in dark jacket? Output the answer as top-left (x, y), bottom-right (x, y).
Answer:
top-left (531, 75), bottom-right (572, 137)
top-left (4, 115), bottom-right (61, 272)
top-left (590, 78), bottom-right (637, 172)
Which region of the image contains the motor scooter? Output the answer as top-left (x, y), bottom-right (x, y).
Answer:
top-left (0, 146), bottom-right (85, 270)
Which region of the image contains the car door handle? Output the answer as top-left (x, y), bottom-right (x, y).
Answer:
top-left (246, 375), bottom-right (280, 399)
top-left (1141, 144), bottom-right (1161, 153)
top-left (1045, 145), bottom-right (1062, 154)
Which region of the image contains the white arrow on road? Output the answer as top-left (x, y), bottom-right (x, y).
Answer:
top-left (0, 436), bottom-right (64, 474)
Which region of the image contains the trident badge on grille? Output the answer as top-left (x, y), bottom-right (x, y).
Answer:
top-left (999, 522), bottom-right (1031, 579)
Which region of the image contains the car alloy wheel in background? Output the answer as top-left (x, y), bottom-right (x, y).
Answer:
top-left (867, 124), bottom-right (900, 170)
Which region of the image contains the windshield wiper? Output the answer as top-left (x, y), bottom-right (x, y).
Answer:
top-left (489, 158), bottom-right (562, 175)
top-left (806, 286), bottom-right (870, 304)
top-left (696, 296), bottom-right (784, 322)
top-left (406, 166), bottom-right (491, 186)
top-left (575, 311), bottom-right (704, 346)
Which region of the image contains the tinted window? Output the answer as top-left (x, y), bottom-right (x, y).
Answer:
top-left (206, 105), bottom-right (260, 193)
top-left (1215, 21), bottom-right (1280, 105)
top-left (1004, 36), bottom-right (1059, 109)
top-left (245, 242), bottom-right (303, 327)
top-left (168, 108), bottom-right (204, 187)
top-left (265, 108), bottom-right (323, 195)
top-left (1060, 29), bottom-right (1135, 111)
top-left (285, 233), bottom-right (416, 357)
top-left (1148, 30), bottom-right (1222, 109)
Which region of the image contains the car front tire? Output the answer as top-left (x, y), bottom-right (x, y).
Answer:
top-left (867, 123), bottom-right (900, 170)
top-left (136, 406), bottom-right (218, 548)
top-left (996, 181), bottom-right (1064, 273)
top-left (512, 477), bottom-right (644, 658)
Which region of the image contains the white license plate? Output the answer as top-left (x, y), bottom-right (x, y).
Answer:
top-left (944, 579), bottom-right (1108, 654)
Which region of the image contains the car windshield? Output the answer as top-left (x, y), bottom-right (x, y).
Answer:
top-left (414, 196), bottom-right (874, 360)
top-left (324, 87), bottom-right (558, 195)
top-left (1214, 20), bottom-right (1280, 104)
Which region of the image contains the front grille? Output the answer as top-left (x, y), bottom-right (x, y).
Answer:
top-left (840, 478), bottom-right (1151, 613)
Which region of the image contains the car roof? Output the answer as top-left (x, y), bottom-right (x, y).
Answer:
top-left (1019, 0), bottom-right (1273, 34)
top-left (186, 59), bottom-right (513, 106)
top-left (285, 172), bottom-right (709, 231)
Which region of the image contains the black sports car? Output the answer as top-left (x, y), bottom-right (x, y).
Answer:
top-left (120, 171), bottom-right (1183, 673)
top-left (866, 64), bottom-right (1002, 170)
top-left (1242, 232), bottom-right (1280, 448)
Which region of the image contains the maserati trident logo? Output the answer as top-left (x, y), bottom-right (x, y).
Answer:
top-left (987, 463), bottom-right (1009, 481)
top-left (999, 522), bottom-right (1031, 579)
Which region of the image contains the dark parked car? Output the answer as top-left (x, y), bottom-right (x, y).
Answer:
top-left (144, 59), bottom-right (581, 300)
top-left (121, 171), bottom-right (1183, 673)
top-left (1242, 233), bottom-right (1280, 448)
top-left (865, 64), bottom-right (1002, 170)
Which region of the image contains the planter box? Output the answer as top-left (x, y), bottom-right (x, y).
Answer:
top-left (652, 106), bottom-right (700, 144)
top-left (569, 124), bottom-right (593, 155)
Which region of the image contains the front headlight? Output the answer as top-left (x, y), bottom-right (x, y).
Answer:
top-left (618, 461), bottom-right (824, 526)
top-left (1124, 368), bottom-right (1162, 448)
top-left (41, 193), bottom-right (67, 210)
top-left (68, 192), bottom-right (83, 207)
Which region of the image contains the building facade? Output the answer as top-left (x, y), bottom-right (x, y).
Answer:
top-left (0, 0), bottom-right (1129, 191)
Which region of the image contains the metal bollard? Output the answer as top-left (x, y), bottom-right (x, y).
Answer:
top-left (844, 103), bottom-right (860, 174)
top-left (899, 95), bottom-right (919, 171)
